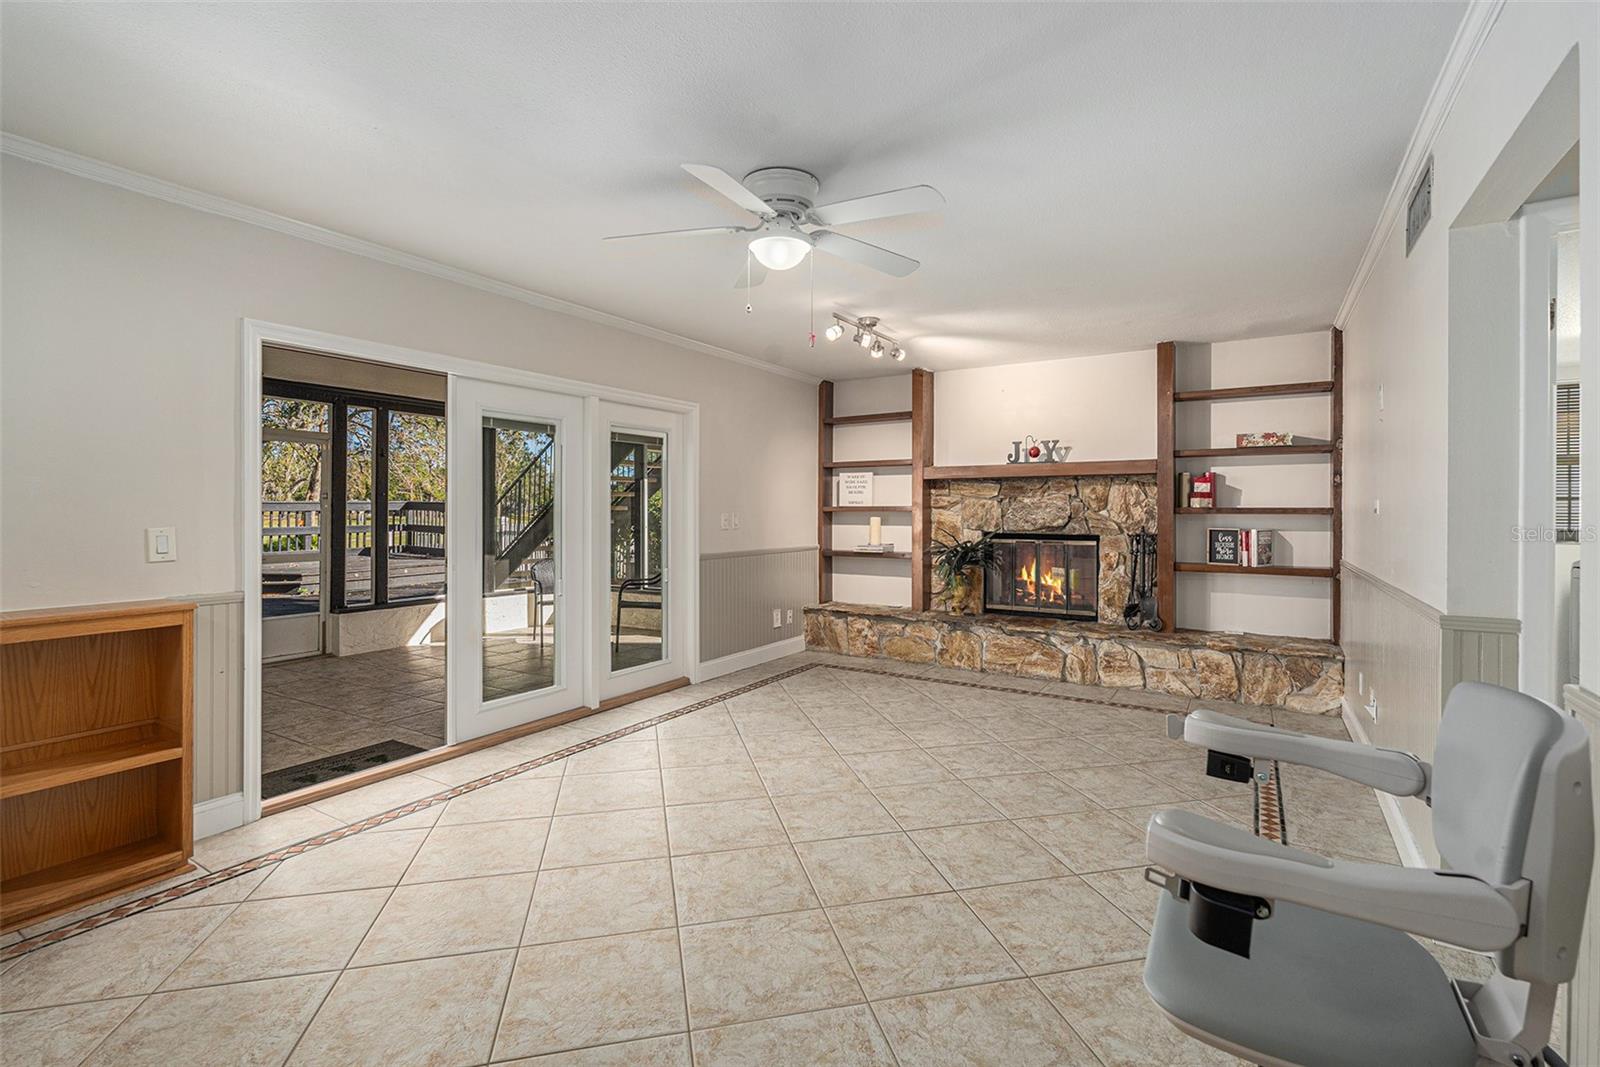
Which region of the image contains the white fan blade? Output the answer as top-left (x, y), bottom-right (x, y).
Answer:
top-left (603, 224), bottom-right (751, 241)
top-left (734, 261), bottom-right (769, 289)
top-left (682, 164), bottom-right (774, 217)
top-left (809, 184), bottom-right (944, 227)
top-left (812, 231), bottom-right (920, 277)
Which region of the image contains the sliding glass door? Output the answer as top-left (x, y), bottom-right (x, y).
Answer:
top-left (449, 380), bottom-right (587, 740)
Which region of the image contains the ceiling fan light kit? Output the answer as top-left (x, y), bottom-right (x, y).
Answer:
top-left (747, 225), bottom-right (813, 271)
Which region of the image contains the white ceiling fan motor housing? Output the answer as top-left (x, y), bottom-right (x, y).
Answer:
top-left (741, 167), bottom-right (820, 219)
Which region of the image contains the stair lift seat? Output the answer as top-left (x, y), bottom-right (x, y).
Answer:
top-left (1142, 682), bottom-right (1593, 1067)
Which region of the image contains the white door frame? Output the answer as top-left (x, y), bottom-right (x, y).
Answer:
top-left (239, 319), bottom-right (700, 823)
top-left (1516, 197), bottom-right (1578, 702)
top-left (594, 400), bottom-right (692, 700)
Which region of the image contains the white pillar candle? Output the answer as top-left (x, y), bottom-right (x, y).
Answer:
top-left (869, 516), bottom-right (883, 546)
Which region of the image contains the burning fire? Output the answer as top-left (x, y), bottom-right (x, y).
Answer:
top-left (1017, 558), bottom-right (1068, 604)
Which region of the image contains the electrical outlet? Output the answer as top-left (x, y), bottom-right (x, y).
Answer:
top-left (771, 608), bottom-right (783, 629)
top-left (145, 526), bottom-right (177, 563)
top-left (730, 513), bottom-right (742, 530)
top-left (720, 513), bottom-right (731, 530)
top-left (786, 609), bottom-right (794, 624)
top-left (1372, 498), bottom-right (1381, 516)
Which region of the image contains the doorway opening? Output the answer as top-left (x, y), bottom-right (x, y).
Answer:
top-left (258, 346), bottom-right (448, 800)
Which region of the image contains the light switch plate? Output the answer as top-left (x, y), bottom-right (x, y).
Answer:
top-left (146, 526), bottom-right (177, 563)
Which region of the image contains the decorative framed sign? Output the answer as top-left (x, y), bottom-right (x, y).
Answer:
top-left (1207, 528), bottom-right (1242, 566)
top-left (837, 471), bottom-right (874, 507)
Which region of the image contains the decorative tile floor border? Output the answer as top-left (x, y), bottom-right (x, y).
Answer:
top-left (1, 659), bottom-right (1273, 962)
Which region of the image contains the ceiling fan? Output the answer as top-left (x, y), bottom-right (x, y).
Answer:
top-left (605, 164), bottom-right (943, 285)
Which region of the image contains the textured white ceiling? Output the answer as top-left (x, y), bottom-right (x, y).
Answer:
top-left (0, 2), bottom-right (1464, 378)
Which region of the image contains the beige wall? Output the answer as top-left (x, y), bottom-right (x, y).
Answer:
top-left (0, 156), bottom-right (816, 613)
top-left (1336, 5), bottom-right (1598, 1053)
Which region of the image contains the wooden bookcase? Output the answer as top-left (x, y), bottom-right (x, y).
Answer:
top-left (1, 600), bottom-right (194, 930)
top-left (1156, 328), bottom-right (1344, 640)
top-left (818, 369), bottom-right (936, 609)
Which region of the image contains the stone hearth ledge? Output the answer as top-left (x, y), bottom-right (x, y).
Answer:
top-left (805, 602), bottom-right (1343, 713)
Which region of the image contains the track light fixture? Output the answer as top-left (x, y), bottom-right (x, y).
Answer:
top-left (823, 313), bottom-right (908, 365)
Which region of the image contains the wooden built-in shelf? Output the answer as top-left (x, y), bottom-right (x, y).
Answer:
top-left (1176, 506), bottom-right (1333, 515)
top-left (1173, 380), bottom-right (1334, 402)
top-left (819, 384), bottom-right (934, 608)
top-left (1175, 562), bottom-right (1336, 578)
top-left (826, 410), bottom-right (913, 426)
top-left (0, 838), bottom-right (189, 926)
top-left (925, 460), bottom-right (1157, 480)
top-left (1173, 444), bottom-right (1333, 459)
top-left (1157, 331), bottom-right (1343, 640)
top-left (0, 599), bottom-right (195, 931)
top-left (0, 733), bottom-right (183, 800)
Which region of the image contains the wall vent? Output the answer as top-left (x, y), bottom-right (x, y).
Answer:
top-left (1405, 157), bottom-right (1432, 256)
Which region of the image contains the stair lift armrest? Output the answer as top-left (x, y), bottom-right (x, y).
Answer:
top-left (1145, 809), bottom-right (1523, 951)
top-left (1169, 708), bottom-right (1430, 798)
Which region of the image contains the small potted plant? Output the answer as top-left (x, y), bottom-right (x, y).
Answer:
top-left (932, 533), bottom-right (998, 615)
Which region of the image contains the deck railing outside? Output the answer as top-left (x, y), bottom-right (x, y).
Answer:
top-left (261, 500), bottom-right (445, 561)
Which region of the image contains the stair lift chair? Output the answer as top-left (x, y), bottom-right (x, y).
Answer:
top-left (1142, 681), bottom-right (1593, 1067)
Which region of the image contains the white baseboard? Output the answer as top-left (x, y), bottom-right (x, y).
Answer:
top-left (194, 792), bottom-right (247, 840)
top-left (696, 636), bottom-right (807, 682)
top-left (1341, 700), bottom-right (1427, 869)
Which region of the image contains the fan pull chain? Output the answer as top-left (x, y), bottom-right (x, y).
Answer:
top-left (808, 252), bottom-right (816, 347)
top-left (744, 250), bottom-right (753, 314)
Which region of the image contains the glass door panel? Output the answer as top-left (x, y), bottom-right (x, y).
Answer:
top-left (344, 405), bottom-right (376, 607)
top-left (386, 410), bottom-right (448, 603)
top-left (608, 431), bottom-right (666, 673)
top-left (483, 418), bottom-right (559, 701)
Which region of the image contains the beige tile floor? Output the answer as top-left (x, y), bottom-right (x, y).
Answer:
top-left (4, 652), bottom-right (1483, 1067)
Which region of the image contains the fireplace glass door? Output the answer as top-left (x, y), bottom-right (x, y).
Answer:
top-left (986, 534), bottom-right (1098, 620)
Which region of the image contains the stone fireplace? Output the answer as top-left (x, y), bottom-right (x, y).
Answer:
top-left (930, 474), bottom-right (1157, 623)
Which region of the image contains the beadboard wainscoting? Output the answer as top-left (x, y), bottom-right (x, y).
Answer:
top-left (1341, 563), bottom-right (1525, 867)
top-left (698, 547), bottom-right (817, 666)
top-left (180, 592), bottom-right (246, 803)
top-left (1440, 614), bottom-right (1521, 690)
top-left (1563, 683), bottom-right (1600, 1064)
top-left (1340, 563), bottom-right (1445, 863)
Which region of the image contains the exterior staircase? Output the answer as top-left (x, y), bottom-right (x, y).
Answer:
top-left (487, 438), bottom-right (556, 592)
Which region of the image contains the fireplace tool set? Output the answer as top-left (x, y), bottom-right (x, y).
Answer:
top-left (1124, 531), bottom-right (1162, 630)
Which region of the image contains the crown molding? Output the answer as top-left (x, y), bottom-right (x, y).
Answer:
top-left (0, 133), bottom-right (820, 385)
top-left (1333, 0), bottom-right (1505, 328)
